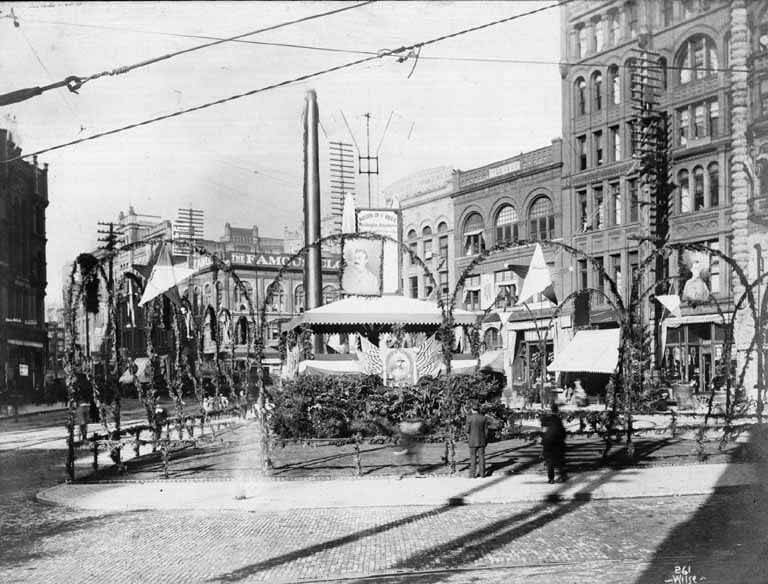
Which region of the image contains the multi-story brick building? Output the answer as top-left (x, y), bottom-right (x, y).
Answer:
top-left (0, 130), bottom-right (48, 401)
top-left (453, 141), bottom-right (564, 393)
top-left (181, 223), bottom-right (340, 376)
top-left (559, 0), bottom-right (768, 397)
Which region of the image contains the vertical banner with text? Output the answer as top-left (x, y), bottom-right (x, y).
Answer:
top-left (356, 208), bottom-right (402, 294)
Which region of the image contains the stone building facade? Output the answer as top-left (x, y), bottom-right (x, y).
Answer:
top-left (453, 141), bottom-right (564, 393)
top-left (0, 130), bottom-right (48, 400)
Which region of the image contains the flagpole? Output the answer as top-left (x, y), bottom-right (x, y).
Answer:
top-left (521, 301), bottom-right (546, 408)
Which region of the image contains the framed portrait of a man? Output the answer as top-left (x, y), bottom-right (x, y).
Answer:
top-left (383, 348), bottom-right (418, 386)
top-left (341, 237), bottom-right (383, 296)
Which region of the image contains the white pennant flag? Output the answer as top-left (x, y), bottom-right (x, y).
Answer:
top-left (138, 244), bottom-right (196, 307)
top-left (516, 243), bottom-right (556, 305)
top-left (655, 294), bottom-right (682, 318)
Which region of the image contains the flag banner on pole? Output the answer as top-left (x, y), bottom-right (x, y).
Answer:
top-left (655, 294), bottom-right (682, 318)
top-left (127, 278), bottom-right (136, 327)
top-left (516, 243), bottom-right (557, 305)
top-left (138, 244), bottom-right (196, 307)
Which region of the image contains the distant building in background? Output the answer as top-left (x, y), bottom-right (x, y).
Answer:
top-left (0, 129), bottom-right (48, 401)
top-left (182, 222), bottom-right (341, 376)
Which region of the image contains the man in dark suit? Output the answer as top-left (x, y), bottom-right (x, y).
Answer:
top-left (465, 402), bottom-right (489, 478)
top-left (541, 402), bottom-right (567, 484)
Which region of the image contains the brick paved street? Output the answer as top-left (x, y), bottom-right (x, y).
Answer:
top-left (2, 439), bottom-right (768, 583)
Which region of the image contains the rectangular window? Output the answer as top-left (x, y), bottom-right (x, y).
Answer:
top-left (494, 269), bottom-right (514, 308)
top-left (594, 257), bottom-right (606, 294)
top-left (628, 121), bottom-right (637, 157)
top-left (578, 259), bottom-right (589, 290)
top-left (577, 189), bottom-right (589, 232)
top-left (577, 135), bottom-right (587, 170)
top-left (439, 235), bottom-right (448, 260)
top-left (610, 182), bottom-right (622, 225)
top-left (464, 233), bottom-right (484, 256)
top-left (629, 179), bottom-right (639, 222)
top-left (409, 276), bottom-right (419, 299)
top-left (439, 271), bottom-right (449, 298)
top-left (465, 275), bottom-right (481, 311)
top-left (627, 1), bottom-right (638, 37)
top-left (593, 185), bottom-right (605, 230)
top-left (678, 108), bottom-right (689, 146)
top-left (423, 239), bottom-right (433, 259)
top-left (628, 251), bottom-right (639, 296)
top-left (611, 254), bottom-right (623, 296)
top-left (577, 26), bottom-right (588, 59)
top-left (709, 100), bottom-right (720, 138)
top-left (409, 241), bottom-right (418, 264)
top-left (709, 240), bottom-right (720, 294)
top-left (609, 11), bottom-right (620, 45)
top-left (610, 125), bottom-right (621, 162)
top-left (594, 131), bottom-right (604, 166)
top-left (592, 19), bottom-right (603, 52)
top-left (694, 103), bottom-right (706, 138)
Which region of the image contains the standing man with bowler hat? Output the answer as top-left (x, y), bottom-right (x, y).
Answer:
top-left (466, 401), bottom-right (489, 478)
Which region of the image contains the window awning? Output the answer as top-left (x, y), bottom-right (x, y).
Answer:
top-left (463, 229), bottom-right (484, 237)
top-left (663, 312), bottom-right (732, 328)
top-left (547, 328), bottom-right (621, 374)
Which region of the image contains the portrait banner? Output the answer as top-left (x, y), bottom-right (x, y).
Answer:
top-left (383, 348), bottom-right (418, 387)
top-left (356, 208), bottom-right (402, 294)
top-left (341, 236), bottom-right (383, 296)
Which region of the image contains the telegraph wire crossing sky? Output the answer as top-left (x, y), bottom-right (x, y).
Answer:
top-left (0, 1), bottom-right (564, 305)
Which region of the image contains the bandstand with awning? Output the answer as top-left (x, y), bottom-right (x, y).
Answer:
top-left (284, 295), bottom-right (478, 377)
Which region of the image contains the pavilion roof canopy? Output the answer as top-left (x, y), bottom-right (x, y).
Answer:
top-left (287, 295), bottom-right (477, 329)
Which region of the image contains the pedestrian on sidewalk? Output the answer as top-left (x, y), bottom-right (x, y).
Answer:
top-left (75, 401), bottom-right (90, 443)
top-left (541, 402), bottom-right (567, 484)
top-left (465, 401), bottom-right (489, 478)
top-left (394, 416), bottom-right (425, 478)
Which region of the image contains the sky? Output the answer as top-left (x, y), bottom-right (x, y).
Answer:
top-left (0, 1), bottom-right (563, 307)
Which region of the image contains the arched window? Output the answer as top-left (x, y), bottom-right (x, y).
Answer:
top-left (678, 169), bottom-right (691, 213)
top-left (575, 77), bottom-right (587, 115)
top-left (657, 57), bottom-right (668, 90)
top-left (322, 285), bottom-right (338, 304)
top-left (693, 166), bottom-right (705, 211)
top-left (218, 309), bottom-right (232, 346)
top-left (215, 281), bottom-right (224, 310)
top-left (407, 229), bottom-right (418, 264)
top-left (235, 317), bottom-right (249, 345)
top-left (422, 225), bottom-right (433, 259)
top-left (294, 284), bottom-right (305, 312)
top-left (676, 35), bottom-right (718, 84)
top-left (463, 213), bottom-right (485, 256)
top-left (495, 205), bottom-right (519, 244)
top-left (624, 58), bottom-right (636, 100)
top-left (528, 197), bottom-right (555, 241)
top-left (193, 286), bottom-right (202, 314)
top-left (592, 71), bottom-right (603, 111)
top-left (708, 162), bottom-right (720, 208)
top-left (266, 282), bottom-right (284, 312)
top-left (483, 328), bottom-right (501, 351)
top-left (203, 308), bottom-right (217, 348)
top-left (203, 283), bottom-right (212, 307)
top-left (437, 221), bottom-right (448, 261)
top-left (608, 65), bottom-right (620, 105)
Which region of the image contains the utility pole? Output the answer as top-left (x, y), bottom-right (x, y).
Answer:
top-left (97, 221), bottom-right (123, 461)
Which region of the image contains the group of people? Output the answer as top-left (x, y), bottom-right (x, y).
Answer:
top-left (392, 400), bottom-right (568, 483)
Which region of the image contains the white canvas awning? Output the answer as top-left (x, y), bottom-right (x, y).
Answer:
top-left (547, 328), bottom-right (621, 374)
top-left (287, 295), bottom-right (476, 328)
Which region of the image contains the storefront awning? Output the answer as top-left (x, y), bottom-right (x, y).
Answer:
top-left (663, 312), bottom-right (732, 328)
top-left (547, 328), bottom-right (621, 374)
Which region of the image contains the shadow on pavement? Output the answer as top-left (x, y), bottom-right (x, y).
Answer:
top-left (206, 449), bottom-right (639, 584)
top-left (636, 425), bottom-right (768, 584)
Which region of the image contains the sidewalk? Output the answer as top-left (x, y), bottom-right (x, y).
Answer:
top-left (38, 460), bottom-right (766, 512)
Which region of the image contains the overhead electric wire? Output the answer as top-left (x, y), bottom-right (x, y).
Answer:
top-left (0, 1), bottom-right (375, 106)
top-left (9, 10), bottom-right (750, 74)
top-left (1, 0), bottom-right (568, 164)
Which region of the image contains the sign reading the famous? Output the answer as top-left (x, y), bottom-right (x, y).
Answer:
top-left (225, 252), bottom-right (340, 270)
top-left (356, 208), bottom-right (401, 294)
